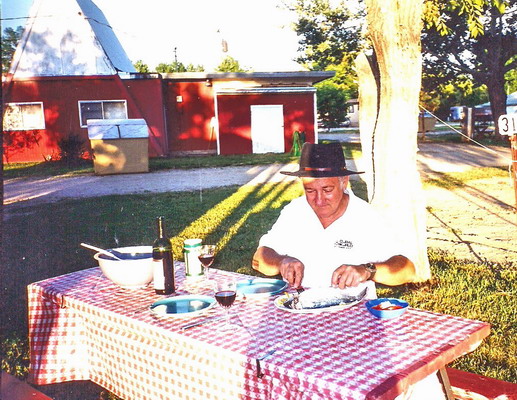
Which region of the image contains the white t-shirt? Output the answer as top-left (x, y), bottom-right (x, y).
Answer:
top-left (258, 191), bottom-right (414, 288)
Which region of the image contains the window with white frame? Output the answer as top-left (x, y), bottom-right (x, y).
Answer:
top-left (78, 100), bottom-right (128, 127)
top-left (3, 102), bottom-right (45, 131)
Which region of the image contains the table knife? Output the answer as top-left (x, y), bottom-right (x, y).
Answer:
top-left (181, 315), bottom-right (223, 331)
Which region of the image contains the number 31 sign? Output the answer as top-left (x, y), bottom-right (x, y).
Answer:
top-left (498, 114), bottom-right (517, 136)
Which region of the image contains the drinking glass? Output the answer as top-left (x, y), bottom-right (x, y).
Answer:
top-left (198, 244), bottom-right (216, 281)
top-left (213, 280), bottom-right (237, 331)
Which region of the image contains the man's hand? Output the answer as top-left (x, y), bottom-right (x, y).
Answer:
top-left (279, 256), bottom-right (304, 288)
top-left (331, 264), bottom-right (370, 289)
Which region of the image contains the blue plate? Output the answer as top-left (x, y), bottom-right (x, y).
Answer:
top-left (236, 278), bottom-right (288, 297)
top-left (150, 295), bottom-right (215, 317)
top-left (365, 298), bottom-right (409, 319)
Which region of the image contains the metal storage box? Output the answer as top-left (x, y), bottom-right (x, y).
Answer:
top-left (88, 119), bottom-right (149, 175)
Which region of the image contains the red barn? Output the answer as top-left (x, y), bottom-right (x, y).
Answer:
top-left (162, 72), bottom-right (332, 156)
top-left (2, 0), bottom-right (333, 163)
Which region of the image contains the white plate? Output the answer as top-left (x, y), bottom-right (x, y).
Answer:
top-left (236, 278), bottom-right (288, 297)
top-left (150, 295), bottom-right (215, 318)
top-left (274, 292), bottom-right (364, 314)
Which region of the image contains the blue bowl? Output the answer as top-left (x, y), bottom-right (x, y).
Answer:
top-left (365, 298), bottom-right (409, 319)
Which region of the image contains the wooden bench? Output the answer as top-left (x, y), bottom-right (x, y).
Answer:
top-left (446, 367), bottom-right (517, 400)
top-left (1, 372), bottom-right (52, 400)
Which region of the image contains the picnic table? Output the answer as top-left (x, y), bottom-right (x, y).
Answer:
top-left (27, 263), bottom-right (490, 400)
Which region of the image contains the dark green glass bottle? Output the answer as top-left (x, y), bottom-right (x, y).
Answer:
top-left (152, 217), bottom-right (175, 295)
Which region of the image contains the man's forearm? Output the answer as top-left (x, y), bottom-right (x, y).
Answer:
top-left (373, 255), bottom-right (416, 286)
top-left (252, 246), bottom-right (284, 276)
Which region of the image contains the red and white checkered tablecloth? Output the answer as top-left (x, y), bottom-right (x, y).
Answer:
top-left (27, 263), bottom-right (490, 400)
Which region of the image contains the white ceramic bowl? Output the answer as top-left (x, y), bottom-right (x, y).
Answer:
top-left (94, 245), bottom-right (154, 289)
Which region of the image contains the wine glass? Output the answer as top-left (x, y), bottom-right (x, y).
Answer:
top-left (213, 280), bottom-right (237, 332)
top-left (198, 244), bottom-right (216, 281)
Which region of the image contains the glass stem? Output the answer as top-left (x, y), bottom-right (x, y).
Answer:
top-left (225, 308), bottom-right (230, 327)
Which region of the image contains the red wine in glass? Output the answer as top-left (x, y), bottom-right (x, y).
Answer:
top-left (215, 290), bottom-right (236, 308)
top-left (198, 254), bottom-right (214, 268)
top-left (199, 245), bottom-right (216, 281)
top-left (213, 280), bottom-right (237, 331)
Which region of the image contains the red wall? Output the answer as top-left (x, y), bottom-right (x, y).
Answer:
top-left (216, 92), bottom-right (316, 155)
top-left (3, 76), bottom-right (167, 163)
top-left (164, 81), bottom-right (216, 154)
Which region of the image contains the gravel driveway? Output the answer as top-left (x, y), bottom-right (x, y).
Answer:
top-left (3, 142), bottom-right (511, 207)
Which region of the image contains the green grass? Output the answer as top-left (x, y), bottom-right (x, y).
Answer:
top-left (423, 166), bottom-right (510, 189)
top-left (2, 174), bottom-right (515, 385)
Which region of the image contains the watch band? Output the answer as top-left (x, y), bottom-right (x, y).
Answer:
top-left (364, 262), bottom-right (377, 280)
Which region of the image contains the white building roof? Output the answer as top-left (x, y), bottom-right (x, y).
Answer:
top-left (10, 0), bottom-right (136, 77)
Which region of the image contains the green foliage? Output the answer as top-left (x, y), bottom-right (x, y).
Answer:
top-left (421, 1), bottom-right (517, 123)
top-left (291, 0), bottom-right (363, 70)
top-left (422, 0), bottom-right (504, 38)
top-left (316, 80), bottom-right (348, 129)
top-left (1, 335), bottom-right (29, 378)
top-left (215, 56), bottom-right (248, 72)
top-left (57, 134), bottom-right (86, 165)
top-left (1, 25), bottom-right (23, 74)
top-left (421, 76), bottom-right (489, 119)
top-left (155, 61), bottom-right (204, 73)
top-left (134, 59), bottom-right (150, 73)
top-left (505, 57), bottom-right (517, 93)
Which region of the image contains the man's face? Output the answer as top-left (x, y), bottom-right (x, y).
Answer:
top-left (301, 176), bottom-right (349, 222)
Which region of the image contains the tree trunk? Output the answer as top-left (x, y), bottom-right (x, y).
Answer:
top-left (480, 8), bottom-right (510, 140)
top-left (355, 52), bottom-right (379, 201)
top-left (356, 0), bottom-right (430, 281)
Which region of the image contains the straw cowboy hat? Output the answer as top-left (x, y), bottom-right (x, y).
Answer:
top-left (281, 142), bottom-right (363, 177)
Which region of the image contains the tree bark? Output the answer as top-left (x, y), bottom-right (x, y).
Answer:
top-left (356, 0), bottom-right (430, 281)
top-left (355, 52), bottom-right (379, 201)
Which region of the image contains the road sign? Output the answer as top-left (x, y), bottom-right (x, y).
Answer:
top-left (498, 114), bottom-right (517, 136)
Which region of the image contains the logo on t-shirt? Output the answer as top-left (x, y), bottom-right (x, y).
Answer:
top-left (334, 239), bottom-right (353, 249)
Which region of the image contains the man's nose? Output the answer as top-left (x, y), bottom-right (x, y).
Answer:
top-left (315, 192), bottom-right (325, 205)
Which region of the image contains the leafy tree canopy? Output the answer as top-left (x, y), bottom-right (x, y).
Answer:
top-left (2, 26), bottom-right (23, 74)
top-left (422, 0), bottom-right (516, 128)
top-left (423, 0), bottom-right (510, 38)
top-left (315, 80), bottom-right (348, 130)
top-left (134, 60), bottom-right (150, 73)
top-left (290, 0), bottom-right (364, 71)
top-left (155, 61), bottom-right (205, 73)
top-left (215, 56), bottom-right (248, 72)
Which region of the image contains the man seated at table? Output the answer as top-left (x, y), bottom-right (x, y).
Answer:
top-left (252, 143), bottom-right (449, 399)
top-left (252, 142), bottom-right (416, 294)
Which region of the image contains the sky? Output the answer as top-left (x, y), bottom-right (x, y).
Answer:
top-left (1, 0), bottom-right (303, 72)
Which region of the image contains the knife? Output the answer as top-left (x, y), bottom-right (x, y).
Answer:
top-left (181, 315), bottom-right (223, 331)
top-left (256, 347), bottom-right (280, 378)
top-left (257, 347), bottom-right (278, 361)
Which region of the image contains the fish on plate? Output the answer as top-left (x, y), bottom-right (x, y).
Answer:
top-left (283, 287), bottom-right (367, 310)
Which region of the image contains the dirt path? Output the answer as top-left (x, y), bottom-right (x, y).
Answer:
top-left (425, 175), bottom-right (516, 264)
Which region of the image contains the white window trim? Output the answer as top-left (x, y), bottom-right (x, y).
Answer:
top-left (3, 101), bottom-right (46, 131)
top-left (78, 100), bottom-right (128, 128)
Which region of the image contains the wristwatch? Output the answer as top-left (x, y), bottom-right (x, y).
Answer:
top-left (364, 263), bottom-right (377, 280)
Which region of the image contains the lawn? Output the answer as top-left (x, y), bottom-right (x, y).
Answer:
top-left (2, 145), bottom-right (516, 396)
top-left (2, 170), bottom-right (515, 386)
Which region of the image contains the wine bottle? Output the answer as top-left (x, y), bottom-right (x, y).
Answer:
top-left (152, 216), bottom-right (175, 295)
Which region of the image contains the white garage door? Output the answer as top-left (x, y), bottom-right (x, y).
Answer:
top-left (250, 105), bottom-right (284, 154)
